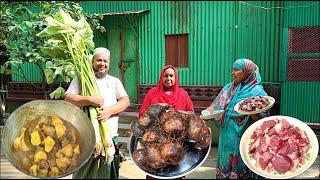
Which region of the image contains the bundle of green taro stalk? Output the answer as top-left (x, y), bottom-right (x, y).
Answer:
top-left (37, 9), bottom-right (115, 162)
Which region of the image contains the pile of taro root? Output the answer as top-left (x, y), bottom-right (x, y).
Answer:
top-left (130, 104), bottom-right (211, 171)
top-left (249, 118), bottom-right (311, 174)
top-left (239, 96), bottom-right (270, 112)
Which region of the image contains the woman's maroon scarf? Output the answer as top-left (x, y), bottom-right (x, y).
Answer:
top-left (139, 65), bottom-right (194, 116)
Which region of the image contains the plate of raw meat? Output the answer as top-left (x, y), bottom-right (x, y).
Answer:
top-left (234, 96), bottom-right (275, 115)
top-left (240, 116), bottom-right (319, 179)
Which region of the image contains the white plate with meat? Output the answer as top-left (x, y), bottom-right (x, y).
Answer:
top-left (234, 96), bottom-right (275, 115)
top-left (240, 115), bottom-right (319, 179)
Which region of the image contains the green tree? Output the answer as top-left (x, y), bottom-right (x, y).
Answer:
top-left (0, 1), bottom-right (105, 99)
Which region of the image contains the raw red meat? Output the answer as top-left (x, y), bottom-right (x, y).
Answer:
top-left (271, 155), bottom-right (292, 173)
top-left (248, 118), bottom-right (310, 174)
top-left (240, 96), bottom-right (270, 112)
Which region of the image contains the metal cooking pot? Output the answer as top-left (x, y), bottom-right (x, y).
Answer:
top-left (1, 100), bottom-right (95, 179)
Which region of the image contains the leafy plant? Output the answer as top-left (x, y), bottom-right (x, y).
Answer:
top-left (0, 1), bottom-right (105, 97)
top-left (38, 9), bottom-right (115, 159)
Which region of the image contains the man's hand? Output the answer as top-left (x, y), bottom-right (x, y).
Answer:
top-left (97, 108), bottom-right (112, 121)
top-left (89, 96), bottom-right (104, 107)
top-left (65, 94), bottom-right (104, 108)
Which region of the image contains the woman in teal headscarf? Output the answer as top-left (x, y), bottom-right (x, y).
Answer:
top-left (203, 58), bottom-right (269, 179)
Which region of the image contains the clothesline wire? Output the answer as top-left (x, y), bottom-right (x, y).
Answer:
top-left (239, 1), bottom-right (319, 10)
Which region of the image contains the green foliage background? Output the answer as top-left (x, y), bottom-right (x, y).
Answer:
top-left (0, 1), bottom-right (105, 98)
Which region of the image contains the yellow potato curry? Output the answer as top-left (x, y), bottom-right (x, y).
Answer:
top-left (12, 114), bottom-right (81, 177)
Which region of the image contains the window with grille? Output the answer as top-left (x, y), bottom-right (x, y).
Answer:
top-left (286, 26), bottom-right (320, 82)
top-left (165, 34), bottom-right (188, 67)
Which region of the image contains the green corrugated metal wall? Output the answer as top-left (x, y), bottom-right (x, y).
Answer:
top-left (235, 1), bottom-right (282, 82)
top-left (12, 1), bottom-right (285, 85)
top-left (10, 1), bottom-right (320, 123)
top-left (79, 1), bottom-right (282, 85)
top-left (12, 63), bottom-right (43, 82)
top-left (280, 1), bottom-right (320, 123)
top-left (280, 82), bottom-right (320, 122)
top-left (81, 1), bottom-right (320, 123)
top-left (283, 1), bottom-right (319, 27)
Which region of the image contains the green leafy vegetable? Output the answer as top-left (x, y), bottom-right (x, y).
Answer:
top-left (37, 8), bottom-right (115, 162)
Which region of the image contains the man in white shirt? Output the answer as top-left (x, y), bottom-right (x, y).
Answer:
top-left (65, 47), bottom-right (130, 179)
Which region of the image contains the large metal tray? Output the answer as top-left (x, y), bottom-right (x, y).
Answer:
top-left (129, 134), bottom-right (211, 179)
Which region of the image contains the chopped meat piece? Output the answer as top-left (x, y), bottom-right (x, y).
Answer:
top-left (271, 155), bottom-right (292, 174)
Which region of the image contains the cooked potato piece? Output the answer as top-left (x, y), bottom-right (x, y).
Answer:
top-left (38, 169), bottom-right (48, 177)
top-left (49, 166), bottom-right (60, 176)
top-left (44, 136), bottom-right (55, 153)
top-left (55, 124), bottom-right (66, 138)
top-left (13, 128), bottom-right (27, 151)
top-left (31, 131), bottom-right (41, 146)
top-left (34, 151), bottom-right (47, 163)
top-left (74, 145), bottom-right (80, 155)
top-left (61, 144), bottom-right (73, 158)
top-left (56, 157), bottom-right (70, 169)
top-left (21, 140), bottom-right (30, 152)
top-left (13, 136), bottom-right (21, 151)
top-left (51, 115), bottom-right (63, 126)
top-left (29, 164), bottom-right (38, 176)
top-left (55, 150), bottom-right (65, 159)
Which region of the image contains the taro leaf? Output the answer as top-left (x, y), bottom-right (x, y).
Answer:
top-left (40, 47), bottom-right (66, 57)
top-left (47, 39), bottom-right (64, 46)
top-left (36, 26), bottom-right (75, 37)
top-left (72, 28), bottom-right (87, 48)
top-left (54, 66), bottom-right (63, 76)
top-left (44, 68), bottom-right (55, 84)
top-left (59, 8), bottom-right (82, 29)
top-left (49, 86), bottom-right (66, 99)
top-left (64, 64), bottom-right (75, 79)
top-left (45, 16), bottom-right (65, 27)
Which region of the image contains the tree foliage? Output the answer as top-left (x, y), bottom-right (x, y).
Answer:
top-left (0, 1), bottom-right (105, 98)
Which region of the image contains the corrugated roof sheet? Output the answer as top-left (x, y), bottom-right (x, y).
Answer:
top-left (102, 9), bottom-right (150, 16)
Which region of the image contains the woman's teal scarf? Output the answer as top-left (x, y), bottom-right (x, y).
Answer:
top-left (209, 58), bottom-right (267, 133)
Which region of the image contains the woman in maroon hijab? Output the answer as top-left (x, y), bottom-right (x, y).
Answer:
top-left (139, 65), bottom-right (194, 117)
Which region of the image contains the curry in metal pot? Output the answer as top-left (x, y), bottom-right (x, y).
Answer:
top-left (12, 114), bottom-right (81, 177)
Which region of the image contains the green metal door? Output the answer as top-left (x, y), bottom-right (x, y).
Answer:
top-left (107, 27), bottom-right (138, 103)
